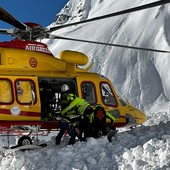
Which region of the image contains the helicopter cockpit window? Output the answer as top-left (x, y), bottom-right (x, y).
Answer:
top-left (100, 82), bottom-right (117, 106)
top-left (81, 82), bottom-right (96, 104)
top-left (15, 80), bottom-right (36, 104)
top-left (0, 79), bottom-right (13, 104)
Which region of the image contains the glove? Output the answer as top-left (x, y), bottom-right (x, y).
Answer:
top-left (109, 122), bottom-right (115, 129)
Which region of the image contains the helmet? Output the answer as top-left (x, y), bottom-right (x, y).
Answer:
top-left (61, 84), bottom-right (70, 92)
top-left (67, 93), bottom-right (76, 101)
top-left (93, 104), bottom-right (105, 114)
top-left (93, 104), bottom-right (103, 110)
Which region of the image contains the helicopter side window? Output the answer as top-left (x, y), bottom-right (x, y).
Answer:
top-left (81, 82), bottom-right (96, 104)
top-left (0, 79), bottom-right (13, 104)
top-left (100, 82), bottom-right (117, 106)
top-left (15, 80), bottom-right (36, 104)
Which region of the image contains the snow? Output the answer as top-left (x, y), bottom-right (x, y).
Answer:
top-left (1, 119), bottom-right (170, 169)
top-left (1, 0), bottom-right (170, 169)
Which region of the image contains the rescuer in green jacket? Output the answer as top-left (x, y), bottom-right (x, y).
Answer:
top-left (61, 93), bottom-right (92, 117)
top-left (55, 84), bottom-right (93, 145)
top-left (56, 84), bottom-right (78, 145)
top-left (61, 93), bottom-right (93, 140)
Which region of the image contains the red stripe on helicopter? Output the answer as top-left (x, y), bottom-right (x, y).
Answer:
top-left (0, 108), bottom-right (40, 117)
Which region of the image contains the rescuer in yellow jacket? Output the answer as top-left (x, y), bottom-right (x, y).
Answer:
top-left (56, 84), bottom-right (78, 145)
top-left (61, 93), bottom-right (92, 118)
top-left (61, 93), bottom-right (93, 140)
top-left (56, 84), bottom-right (93, 145)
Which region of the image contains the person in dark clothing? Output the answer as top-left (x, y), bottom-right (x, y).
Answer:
top-left (56, 118), bottom-right (78, 145)
top-left (59, 84), bottom-right (70, 109)
top-left (89, 104), bottom-right (116, 141)
top-left (39, 81), bottom-right (56, 120)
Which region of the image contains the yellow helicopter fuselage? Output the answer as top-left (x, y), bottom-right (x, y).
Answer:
top-left (0, 47), bottom-right (147, 128)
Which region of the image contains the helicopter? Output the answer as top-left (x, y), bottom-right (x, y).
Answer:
top-left (0, 0), bottom-right (169, 147)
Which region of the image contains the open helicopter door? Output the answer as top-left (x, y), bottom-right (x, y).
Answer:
top-left (38, 77), bottom-right (78, 121)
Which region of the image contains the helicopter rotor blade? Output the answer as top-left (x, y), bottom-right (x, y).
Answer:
top-left (0, 29), bottom-right (14, 35)
top-left (0, 7), bottom-right (27, 30)
top-left (52, 35), bottom-right (170, 53)
top-left (49, 0), bottom-right (170, 32)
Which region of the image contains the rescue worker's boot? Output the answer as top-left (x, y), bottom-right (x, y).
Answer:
top-left (55, 121), bottom-right (69, 145)
top-left (55, 129), bottom-right (65, 145)
top-left (68, 129), bottom-right (76, 145)
top-left (55, 135), bottom-right (62, 145)
top-left (107, 129), bottom-right (118, 142)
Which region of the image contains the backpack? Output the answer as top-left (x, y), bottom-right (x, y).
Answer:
top-left (93, 105), bottom-right (106, 124)
top-left (89, 104), bottom-right (107, 138)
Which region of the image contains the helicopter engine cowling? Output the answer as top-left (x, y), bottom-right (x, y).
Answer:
top-left (59, 50), bottom-right (89, 75)
top-left (59, 50), bottom-right (88, 66)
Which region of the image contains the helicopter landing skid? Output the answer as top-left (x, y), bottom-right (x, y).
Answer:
top-left (0, 120), bottom-right (60, 148)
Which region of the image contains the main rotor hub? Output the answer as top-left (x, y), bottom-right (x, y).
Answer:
top-left (14, 22), bottom-right (47, 41)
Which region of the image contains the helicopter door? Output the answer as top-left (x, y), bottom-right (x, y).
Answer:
top-left (14, 76), bottom-right (40, 121)
top-left (38, 78), bottom-right (77, 120)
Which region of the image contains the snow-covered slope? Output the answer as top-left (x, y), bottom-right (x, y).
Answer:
top-left (1, 116), bottom-right (170, 170)
top-left (1, 1), bottom-right (170, 169)
top-left (45, 0), bottom-right (170, 113)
